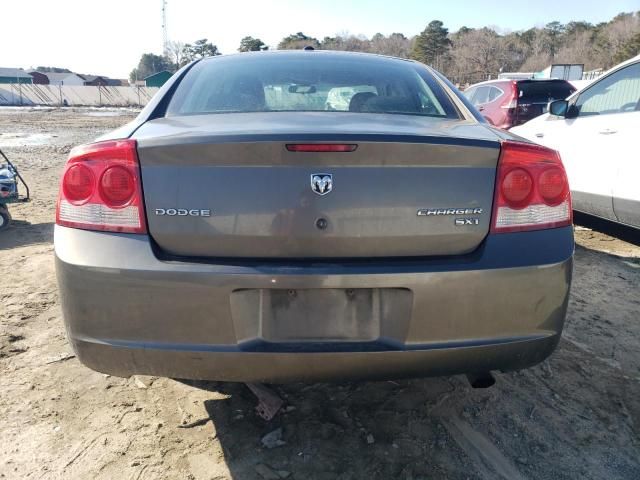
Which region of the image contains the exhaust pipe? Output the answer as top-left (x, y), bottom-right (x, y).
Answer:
top-left (466, 372), bottom-right (495, 389)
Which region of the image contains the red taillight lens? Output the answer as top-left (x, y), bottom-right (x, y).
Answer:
top-left (100, 166), bottom-right (135, 206)
top-left (62, 164), bottom-right (94, 203)
top-left (491, 141), bottom-right (572, 233)
top-left (56, 139), bottom-right (147, 233)
top-left (538, 167), bottom-right (567, 205)
top-left (501, 168), bottom-right (533, 207)
top-left (286, 144), bottom-right (357, 152)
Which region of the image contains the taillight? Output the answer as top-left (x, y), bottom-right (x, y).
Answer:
top-left (56, 139), bottom-right (147, 233)
top-left (499, 82), bottom-right (520, 127)
top-left (500, 98), bottom-right (517, 110)
top-left (501, 168), bottom-right (533, 207)
top-left (500, 82), bottom-right (519, 110)
top-left (62, 164), bottom-right (94, 202)
top-left (491, 140), bottom-right (571, 233)
top-left (99, 166), bottom-right (136, 206)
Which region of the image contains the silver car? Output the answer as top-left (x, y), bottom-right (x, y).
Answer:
top-left (55, 51), bottom-right (574, 384)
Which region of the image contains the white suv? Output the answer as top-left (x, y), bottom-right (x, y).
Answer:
top-left (511, 55), bottom-right (640, 228)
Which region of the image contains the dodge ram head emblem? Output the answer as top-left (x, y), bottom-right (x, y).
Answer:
top-left (311, 174), bottom-right (333, 195)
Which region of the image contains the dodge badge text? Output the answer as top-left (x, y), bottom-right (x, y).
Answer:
top-left (155, 208), bottom-right (211, 217)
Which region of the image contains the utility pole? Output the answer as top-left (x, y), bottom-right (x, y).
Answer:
top-left (162, 0), bottom-right (168, 55)
top-left (16, 71), bottom-right (23, 106)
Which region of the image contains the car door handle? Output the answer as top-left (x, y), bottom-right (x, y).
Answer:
top-left (478, 106), bottom-right (484, 111)
top-left (535, 133), bottom-right (544, 138)
top-left (599, 129), bottom-right (617, 135)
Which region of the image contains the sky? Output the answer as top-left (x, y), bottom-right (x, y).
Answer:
top-left (1, 0), bottom-right (638, 78)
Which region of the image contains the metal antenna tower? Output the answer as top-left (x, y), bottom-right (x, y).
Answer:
top-left (162, 0), bottom-right (168, 54)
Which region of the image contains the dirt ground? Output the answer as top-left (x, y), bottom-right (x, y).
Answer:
top-left (1, 108), bottom-right (639, 480)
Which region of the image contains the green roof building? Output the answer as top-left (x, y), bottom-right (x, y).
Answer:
top-left (144, 70), bottom-right (173, 88)
top-left (0, 68), bottom-right (33, 84)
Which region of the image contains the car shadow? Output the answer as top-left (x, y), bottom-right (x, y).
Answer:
top-left (0, 220), bottom-right (54, 250)
top-left (574, 212), bottom-right (640, 246)
top-left (177, 377), bottom-right (504, 479)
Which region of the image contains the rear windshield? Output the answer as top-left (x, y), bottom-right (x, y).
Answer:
top-left (518, 81), bottom-right (576, 104)
top-left (167, 53), bottom-right (459, 119)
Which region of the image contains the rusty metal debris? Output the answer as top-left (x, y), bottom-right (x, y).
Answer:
top-left (245, 382), bottom-right (284, 421)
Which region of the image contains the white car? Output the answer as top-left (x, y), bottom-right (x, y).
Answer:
top-left (325, 85), bottom-right (377, 110)
top-left (511, 55), bottom-right (640, 229)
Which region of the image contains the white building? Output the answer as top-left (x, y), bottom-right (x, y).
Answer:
top-left (33, 71), bottom-right (86, 86)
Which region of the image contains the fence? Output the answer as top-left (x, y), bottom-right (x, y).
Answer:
top-left (0, 84), bottom-right (159, 107)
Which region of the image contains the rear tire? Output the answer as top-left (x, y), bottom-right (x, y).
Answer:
top-left (0, 206), bottom-right (11, 231)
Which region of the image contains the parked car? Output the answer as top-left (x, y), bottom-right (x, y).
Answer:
top-left (511, 55), bottom-right (640, 229)
top-left (55, 51), bottom-right (573, 384)
top-left (464, 79), bottom-right (576, 129)
top-left (325, 85), bottom-right (377, 110)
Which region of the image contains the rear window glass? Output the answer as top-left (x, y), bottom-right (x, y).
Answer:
top-left (518, 81), bottom-right (576, 104)
top-left (167, 54), bottom-right (459, 119)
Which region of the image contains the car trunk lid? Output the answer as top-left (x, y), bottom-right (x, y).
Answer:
top-left (514, 80), bottom-right (576, 125)
top-left (134, 112), bottom-right (500, 258)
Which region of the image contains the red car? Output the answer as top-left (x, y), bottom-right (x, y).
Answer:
top-left (463, 79), bottom-right (576, 129)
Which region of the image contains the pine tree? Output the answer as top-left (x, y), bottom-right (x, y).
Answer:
top-left (411, 20), bottom-right (451, 68)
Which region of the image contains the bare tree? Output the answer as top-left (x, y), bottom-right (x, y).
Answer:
top-left (520, 53), bottom-right (552, 72)
top-left (370, 33), bottom-right (411, 58)
top-left (449, 28), bottom-right (509, 83)
top-left (166, 40), bottom-right (186, 69)
top-left (555, 31), bottom-right (596, 68)
top-left (606, 13), bottom-right (640, 51)
top-left (322, 32), bottom-right (371, 52)
top-left (598, 13), bottom-right (640, 67)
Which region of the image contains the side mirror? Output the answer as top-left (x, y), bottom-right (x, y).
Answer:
top-left (549, 100), bottom-right (568, 117)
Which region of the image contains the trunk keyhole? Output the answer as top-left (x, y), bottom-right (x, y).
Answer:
top-left (316, 218), bottom-right (328, 230)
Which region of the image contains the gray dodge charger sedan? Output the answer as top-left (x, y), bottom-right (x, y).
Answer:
top-left (55, 51), bottom-right (573, 384)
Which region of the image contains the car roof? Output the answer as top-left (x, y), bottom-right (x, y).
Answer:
top-left (200, 49), bottom-right (418, 66)
top-left (565, 54), bottom-right (640, 101)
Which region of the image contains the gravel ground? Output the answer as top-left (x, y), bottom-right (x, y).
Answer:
top-left (1, 108), bottom-right (639, 480)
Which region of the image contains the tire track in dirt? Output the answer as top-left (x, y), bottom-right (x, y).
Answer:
top-left (442, 414), bottom-right (526, 480)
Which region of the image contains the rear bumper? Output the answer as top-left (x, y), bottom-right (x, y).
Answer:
top-left (72, 335), bottom-right (560, 383)
top-left (55, 225), bottom-right (573, 382)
